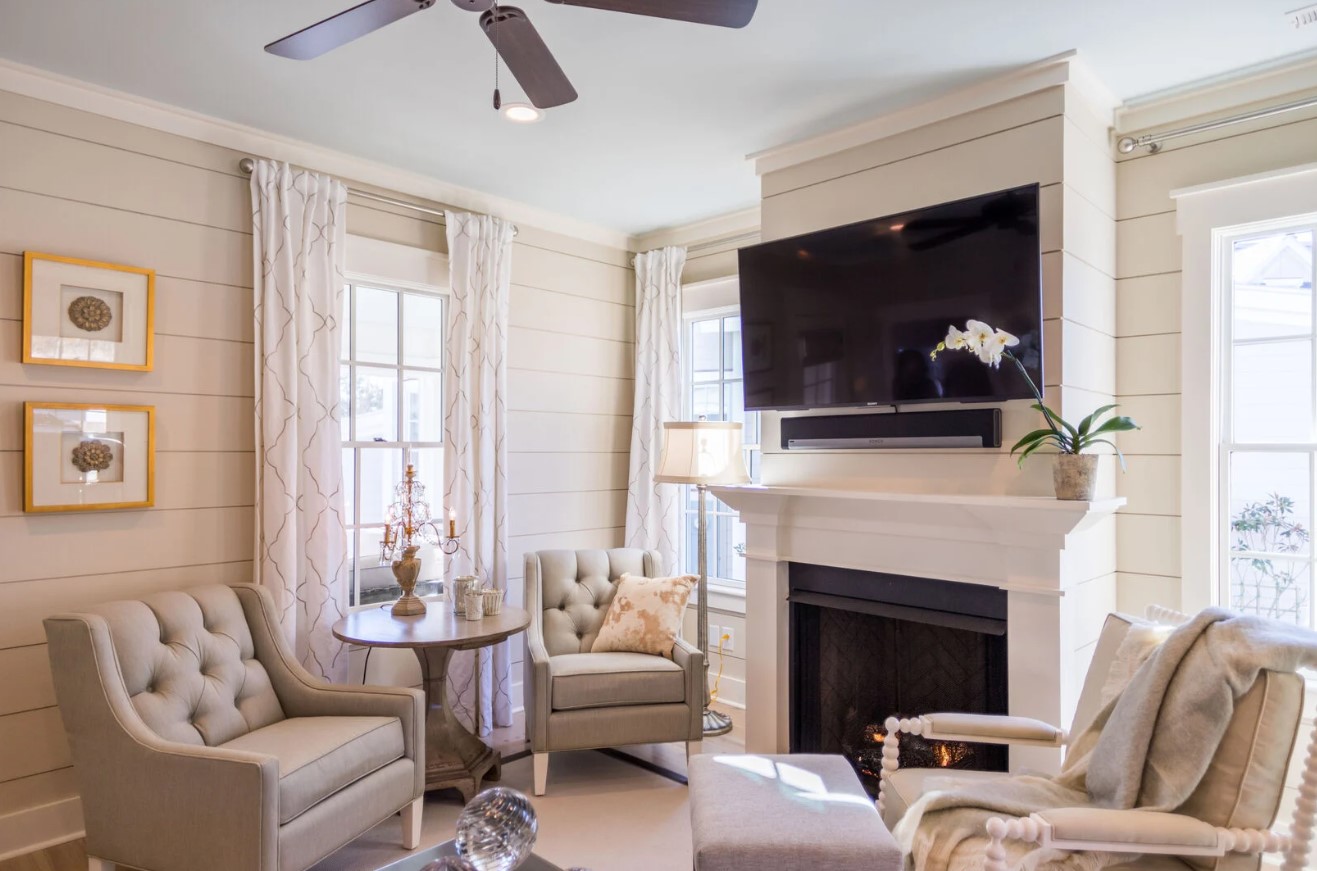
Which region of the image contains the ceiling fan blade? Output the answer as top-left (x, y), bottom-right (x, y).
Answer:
top-left (544, 0), bottom-right (757, 28)
top-left (266, 0), bottom-right (435, 60)
top-left (480, 6), bottom-right (578, 109)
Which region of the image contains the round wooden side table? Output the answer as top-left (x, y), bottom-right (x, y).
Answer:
top-left (332, 604), bottom-right (530, 802)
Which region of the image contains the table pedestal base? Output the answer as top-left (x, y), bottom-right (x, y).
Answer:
top-left (416, 646), bottom-right (502, 802)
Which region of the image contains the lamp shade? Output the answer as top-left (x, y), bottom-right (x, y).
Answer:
top-left (654, 421), bottom-right (752, 486)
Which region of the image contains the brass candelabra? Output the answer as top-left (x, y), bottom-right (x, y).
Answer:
top-left (379, 463), bottom-right (459, 617)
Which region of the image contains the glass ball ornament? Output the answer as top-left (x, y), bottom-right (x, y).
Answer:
top-left (455, 787), bottom-right (538, 871)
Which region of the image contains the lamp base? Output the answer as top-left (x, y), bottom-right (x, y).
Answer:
top-left (702, 707), bottom-right (733, 737)
top-left (391, 593), bottom-right (427, 617)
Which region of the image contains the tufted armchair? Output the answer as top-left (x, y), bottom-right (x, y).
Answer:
top-left (44, 583), bottom-right (425, 871)
top-left (524, 548), bottom-right (704, 795)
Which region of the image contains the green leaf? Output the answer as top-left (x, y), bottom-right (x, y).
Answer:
top-left (1076, 404), bottom-right (1118, 438)
top-left (1016, 437), bottom-right (1055, 467)
top-left (1086, 437), bottom-right (1127, 472)
top-left (1087, 415), bottom-right (1140, 436)
top-left (1010, 428), bottom-right (1066, 454)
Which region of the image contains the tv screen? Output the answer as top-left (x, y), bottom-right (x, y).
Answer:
top-left (737, 184), bottom-right (1043, 411)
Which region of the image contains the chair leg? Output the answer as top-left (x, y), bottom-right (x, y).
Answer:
top-left (687, 740), bottom-right (703, 762)
top-left (533, 752), bottom-right (549, 796)
top-left (88, 858), bottom-right (114, 871)
top-left (401, 797), bottom-right (423, 850)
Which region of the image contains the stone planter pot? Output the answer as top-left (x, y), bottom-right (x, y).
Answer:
top-left (1053, 453), bottom-right (1098, 501)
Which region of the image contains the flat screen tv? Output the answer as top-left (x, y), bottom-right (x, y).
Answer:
top-left (737, 183), bottom-right (1043, 411)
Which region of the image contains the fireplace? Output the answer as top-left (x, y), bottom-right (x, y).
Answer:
top-left (789, 562), bottom-right (1009, 796)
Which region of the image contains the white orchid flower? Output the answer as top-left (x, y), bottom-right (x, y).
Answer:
top-left (974, 328), bottom-right (1019, 367)
top-left (944, 325), bottom-right (970, 350)
top-left (964, 319), bottom-right (995, 352)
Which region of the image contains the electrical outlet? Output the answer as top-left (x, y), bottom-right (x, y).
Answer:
top-left (722, 628), bottom-right (735, 652)
top-left (708, 624), bottom-right (721, 648)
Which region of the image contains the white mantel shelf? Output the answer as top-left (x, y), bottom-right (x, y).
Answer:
top-left (711, 484), bottom-right (1126, 766)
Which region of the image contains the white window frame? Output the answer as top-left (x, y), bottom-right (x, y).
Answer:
top-left (681, 302), bottom-right (760, 596)
top-left (1176, 164), bottom-right (1317, 615)
top-left (341, 236), bottom-right (450, 610)
top-left (1216, 218), bottom-right (1317, 626)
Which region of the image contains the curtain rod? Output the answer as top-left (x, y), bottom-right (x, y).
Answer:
top-left (1117, 93), bottom-right (1317, 154)
top-left (237, 157), bottom-right (518, 236)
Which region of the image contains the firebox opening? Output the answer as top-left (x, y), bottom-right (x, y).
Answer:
top-left (788, 562), bottom-right (1010, 797)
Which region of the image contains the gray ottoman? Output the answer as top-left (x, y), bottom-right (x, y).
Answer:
top-left (689, 753), bottom-right (902, 871)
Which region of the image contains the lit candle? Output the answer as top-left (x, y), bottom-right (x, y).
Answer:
top-left (448, 508), bottom-right (456, 539)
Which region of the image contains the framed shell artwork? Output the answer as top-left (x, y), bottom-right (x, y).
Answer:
top-left (22, 251), bottom-right (155, 370)
top-left (24, 402), bottom-right (156, 513)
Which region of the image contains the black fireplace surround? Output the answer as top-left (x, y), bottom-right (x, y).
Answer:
top-left (789, 562), bottom-right (1010, 795)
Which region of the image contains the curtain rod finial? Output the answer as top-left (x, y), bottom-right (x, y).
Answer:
top-left (238, 157), bottom-right (255, 174)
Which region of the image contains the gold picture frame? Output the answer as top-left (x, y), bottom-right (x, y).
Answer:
top-left (23, 251), bottom-right (156, 371)
top-left (24, 402), bottom-right (156, 513)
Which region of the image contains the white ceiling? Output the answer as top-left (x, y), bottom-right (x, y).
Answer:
top-left (0, 0), bottom-right (1314, 235)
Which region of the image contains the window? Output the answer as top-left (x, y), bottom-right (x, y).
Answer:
top-left (681, 311), bottom-right (761, 587)
top-left (340, 282), bottom-right (446, 606)
top-left (1221, 222), bottom-right (1316, 627)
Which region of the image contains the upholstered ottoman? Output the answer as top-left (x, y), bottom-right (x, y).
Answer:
top-left (688, 753), bottom-right (902, 871)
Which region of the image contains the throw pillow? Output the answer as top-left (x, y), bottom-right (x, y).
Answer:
top-left (591, 573), bottom-right (697, 659)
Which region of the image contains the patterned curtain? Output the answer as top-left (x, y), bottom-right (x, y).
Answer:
top-left (444, 210), bottom-right (515, 735)
top-left (624, 246), bottom-right (688, 571)
top-left (250, 160), bottom-right (350, 682)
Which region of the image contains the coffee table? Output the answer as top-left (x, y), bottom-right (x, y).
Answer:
top-left (375, 839), bottom-right (563, 871)
top-left (333, 604), bottom-right (530, 801)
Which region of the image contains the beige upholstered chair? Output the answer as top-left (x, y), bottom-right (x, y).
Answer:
top-left (44, 584), bottom-right (426, 871)
top-left (880, 608), bottom-right (1317, 871)
top-left (524, 548), bottom-right (704, 795)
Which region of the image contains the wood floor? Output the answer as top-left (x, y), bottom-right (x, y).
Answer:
top-left (2, 705), bottom-right (744, 871)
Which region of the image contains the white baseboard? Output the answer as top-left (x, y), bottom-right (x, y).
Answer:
top-left (0, 795), bottom-right (84, 862)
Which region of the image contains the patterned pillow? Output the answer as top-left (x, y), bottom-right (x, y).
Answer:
top-left (591, 573), bottom-right (696, 659)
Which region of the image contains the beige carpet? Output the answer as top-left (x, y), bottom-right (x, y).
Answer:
top-left (310, 750), bottom-right (694, 871)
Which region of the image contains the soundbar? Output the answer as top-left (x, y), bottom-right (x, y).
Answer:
top-left (780, 409), bottom-right (1002, 450)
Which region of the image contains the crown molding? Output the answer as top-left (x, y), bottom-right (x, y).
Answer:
top-left (633, 205), bottom-right (760, 254)
top-left (748, 51), bottom-right (1118, 177)
top-left (1116, 49), bottom-right (1317, 135)
top-left (0, 57), bottom-right (633, 251)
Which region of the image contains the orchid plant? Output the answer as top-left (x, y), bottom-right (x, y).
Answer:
top-left (930, 319), bottom-right (1139, 467)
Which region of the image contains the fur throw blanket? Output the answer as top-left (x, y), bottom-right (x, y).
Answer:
top-left (893, 609), bottom-right (1317, 871)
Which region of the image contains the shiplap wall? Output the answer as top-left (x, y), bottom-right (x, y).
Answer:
top-left (0, 87), bottom-right (633, 858)
top-left (1113, 102), bottom-right (1317, 616)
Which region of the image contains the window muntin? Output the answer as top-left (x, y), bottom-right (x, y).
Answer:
top-left (340, 282), bottom-right (446, 607)
top-left (682, 312), bottom-right (761, 587)
top-left (1221, 226), bottom-right (1316, 627)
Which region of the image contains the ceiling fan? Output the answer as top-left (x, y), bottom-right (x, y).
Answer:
top-left (265, 0), bottom-right (758, 111)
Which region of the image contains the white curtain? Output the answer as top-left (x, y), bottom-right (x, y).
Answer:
top-left (624, 246), bottom-right (687, 571)
top-left (251, 160), bottom-right (350, 682)
top-left (444, 210), bottom-right (515, 735)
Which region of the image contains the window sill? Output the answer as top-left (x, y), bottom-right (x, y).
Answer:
top-left (690, 581), bottom-right (747, 616)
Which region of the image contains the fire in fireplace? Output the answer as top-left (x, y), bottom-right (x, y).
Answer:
top-left (789, 562), bottom-right (1009, 796)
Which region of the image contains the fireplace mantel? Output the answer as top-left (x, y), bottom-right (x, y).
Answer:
top-left (710, 484), bottom-right (1125, 772)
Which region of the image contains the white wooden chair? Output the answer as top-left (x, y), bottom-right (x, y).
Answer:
top-left (878, 606), bottom-right (1317, 871)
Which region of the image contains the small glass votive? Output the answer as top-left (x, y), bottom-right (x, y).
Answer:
top-left (464, 591), bottom-right (485, 621)
top-left (483, 588), bottom-right (504, 616)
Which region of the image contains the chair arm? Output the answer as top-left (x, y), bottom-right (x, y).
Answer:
top-left (982, 810), bottom-right (1292, 870)
top-left (917, 713), bottom-right (1067, 746)
top-left (672, 636), bottom-right (706, 740)
top-left (523, 558), bottom-right (553, 752)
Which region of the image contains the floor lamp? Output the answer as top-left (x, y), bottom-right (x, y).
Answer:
top-left (655, 419), bottom-right (751, 737)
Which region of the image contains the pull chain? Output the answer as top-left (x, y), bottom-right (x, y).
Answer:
top-left (491, 2), bottom-right (501, 110)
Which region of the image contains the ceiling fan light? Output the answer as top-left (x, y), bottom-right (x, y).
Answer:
top-left (501, 102), bottom-right (544, 123)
